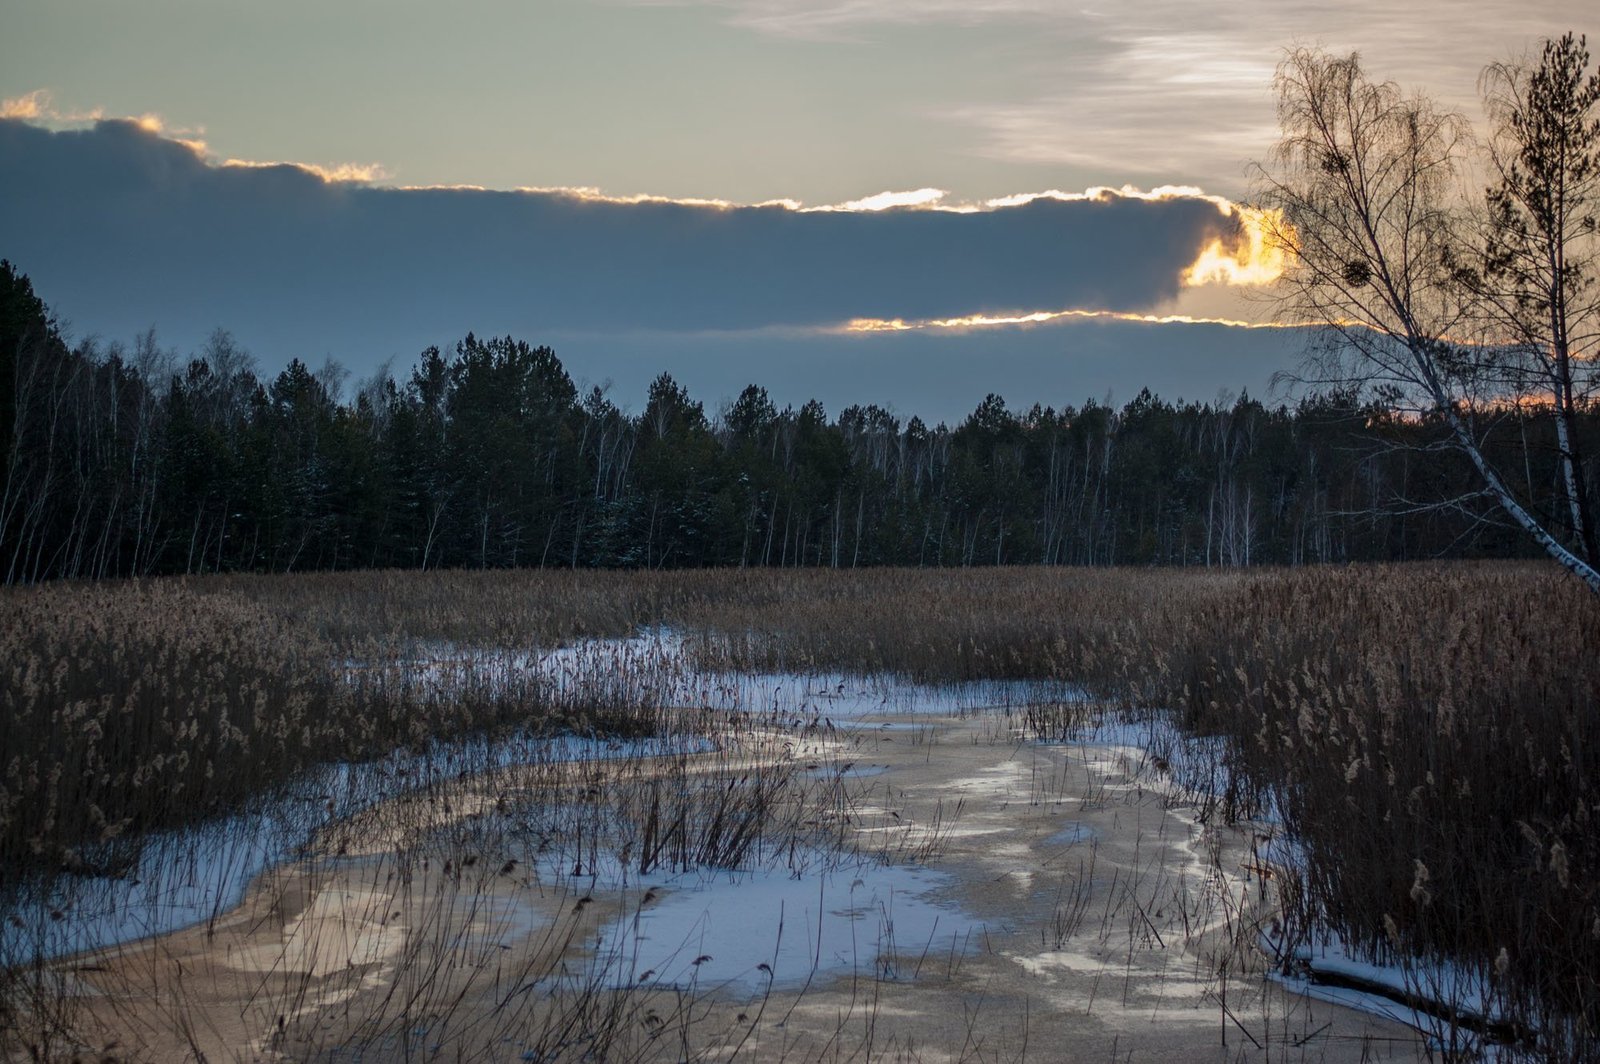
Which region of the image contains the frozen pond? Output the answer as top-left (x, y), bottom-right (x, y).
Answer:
top-left (5, 626), bottom-right (1465, 1052)
top-left (5, 628), bottom-right (1050, 966)
top-left (6, 626), bottom-right (1448, 1062)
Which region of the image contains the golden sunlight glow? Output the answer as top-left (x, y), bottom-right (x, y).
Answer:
top-left (222, 158), bottom-right (389, 184)
top-left (0, 90), bottom-right (109, 125)
top-left (0, 90), bottom-right (46, 120)
top-left (985, 184), bottom-right (1223, 209)
top-left (825, 188), bottom-right (949, 212)
top-left (842, 307), bottom-right (1305, 333)
top-left (506, 185), bottom-right (762, 209)
top-left (1182, 205), bottom-right (1291, 287)
top-left (498, 183), bottom-right (1246, 215)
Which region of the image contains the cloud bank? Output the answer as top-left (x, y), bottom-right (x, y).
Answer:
top-left (0, 117), bottom-right (1255, 328)
top-left (0, 116), bottom-right (1303, 418)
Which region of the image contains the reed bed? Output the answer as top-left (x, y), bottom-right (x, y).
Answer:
top-left (0, 569), bottom-right (938, 1060)
top-left (5, 562), bottom-right (1596, 1058)
top-left (0, 575), bottom-right (685, 893)
top-left (670, 562), bottom-right (1600, 1058)
top-left (1, 581), bottom-right (340, 885)
top-left (209, 568), bottom-right (678, 651)
top-left (1161, 564), bottom-right (1600, 1057)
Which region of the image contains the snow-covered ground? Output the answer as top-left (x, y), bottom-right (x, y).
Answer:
top-left (1262, 931), bottom-right (1518, 1059)
top-left (383, 628), bottom-right (1086, 722)
top-left (0, 732), bottom-right (695, 964)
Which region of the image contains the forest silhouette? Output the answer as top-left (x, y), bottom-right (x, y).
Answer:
top-left (0, 260), bottom-right (1577, 582)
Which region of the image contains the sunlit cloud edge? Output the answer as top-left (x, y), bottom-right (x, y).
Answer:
top-left (1, 91), bottom-right (387, 185)
top-left (2, 100), bottom-right (1283, 283)
top-left (838, 306), bottom-right (1309, 335)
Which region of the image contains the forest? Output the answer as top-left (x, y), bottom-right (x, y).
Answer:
top-left (1, 259), bottom-right (1583, 583)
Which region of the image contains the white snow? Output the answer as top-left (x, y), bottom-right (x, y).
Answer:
top-left (0, 733), bottom-right (695, 964)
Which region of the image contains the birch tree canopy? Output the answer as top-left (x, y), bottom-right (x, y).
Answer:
top-left (1255, 40), bottom-right (1600, 592)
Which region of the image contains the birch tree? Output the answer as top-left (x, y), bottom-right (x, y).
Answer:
top-left (1477, 33), bottom-right (1600, 567)
top-left (1256, 46), bottom-right (1600, 592)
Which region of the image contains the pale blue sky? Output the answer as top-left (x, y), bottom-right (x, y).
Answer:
top-left (4, 0), bottom-right (1584, 202)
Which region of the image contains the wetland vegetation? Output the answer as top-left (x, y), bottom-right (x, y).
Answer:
top-left (2, 563), bottom-right (1594, 1060)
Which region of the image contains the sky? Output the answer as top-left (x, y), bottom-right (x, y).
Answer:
top-left (0, 0), bottom-right (1589, 423)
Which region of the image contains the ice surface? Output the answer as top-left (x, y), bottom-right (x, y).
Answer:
top-left (1263, 927), bottom-right (1513, 1048)
top-left (0, 734), bottom-right (693, 963)
top-left (1046, 709), bottom-right (1514, 1048)
top-left (1044, 821), bottom-right (1094, 847)
top-left (6, 627), bottom-right (1020, 965)
top-left (584, 855), bottom-right (975, 992)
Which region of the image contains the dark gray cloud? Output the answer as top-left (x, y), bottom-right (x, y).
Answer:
top-left (1, 119), bottom-right (1240, 330)
top-left (0, 117), bottom-right (1306, 418)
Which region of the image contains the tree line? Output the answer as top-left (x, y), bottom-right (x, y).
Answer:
top-left (2, 259), bottom-right (1591, 583)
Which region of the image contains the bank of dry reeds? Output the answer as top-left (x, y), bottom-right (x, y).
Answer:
top-left (1, 582), bottom-right (335, 882)
top-left (5, 562), bottom-right (1596, 1056)
top-left (671, 566), bottom-right (1235, 686)
top-left (211, 568), bottom-right (675, 650)
top-left (0, 574), bottom-right (680, 890)
top-left (1160, 564), bottom-right (1600, 1054)
top-left (669, 562), bottom-right (1599, 1055)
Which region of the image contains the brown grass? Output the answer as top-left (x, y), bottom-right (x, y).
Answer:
top-left (3, 561), bottom-right (1596, 1057)
top-left (0, 573), bottom-right (683, 891)
top-left (669, 562), bottom-right (1600, 1055)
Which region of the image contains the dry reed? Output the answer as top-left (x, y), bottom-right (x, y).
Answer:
top-left (5, 562), bottom-right (1595, 1058)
